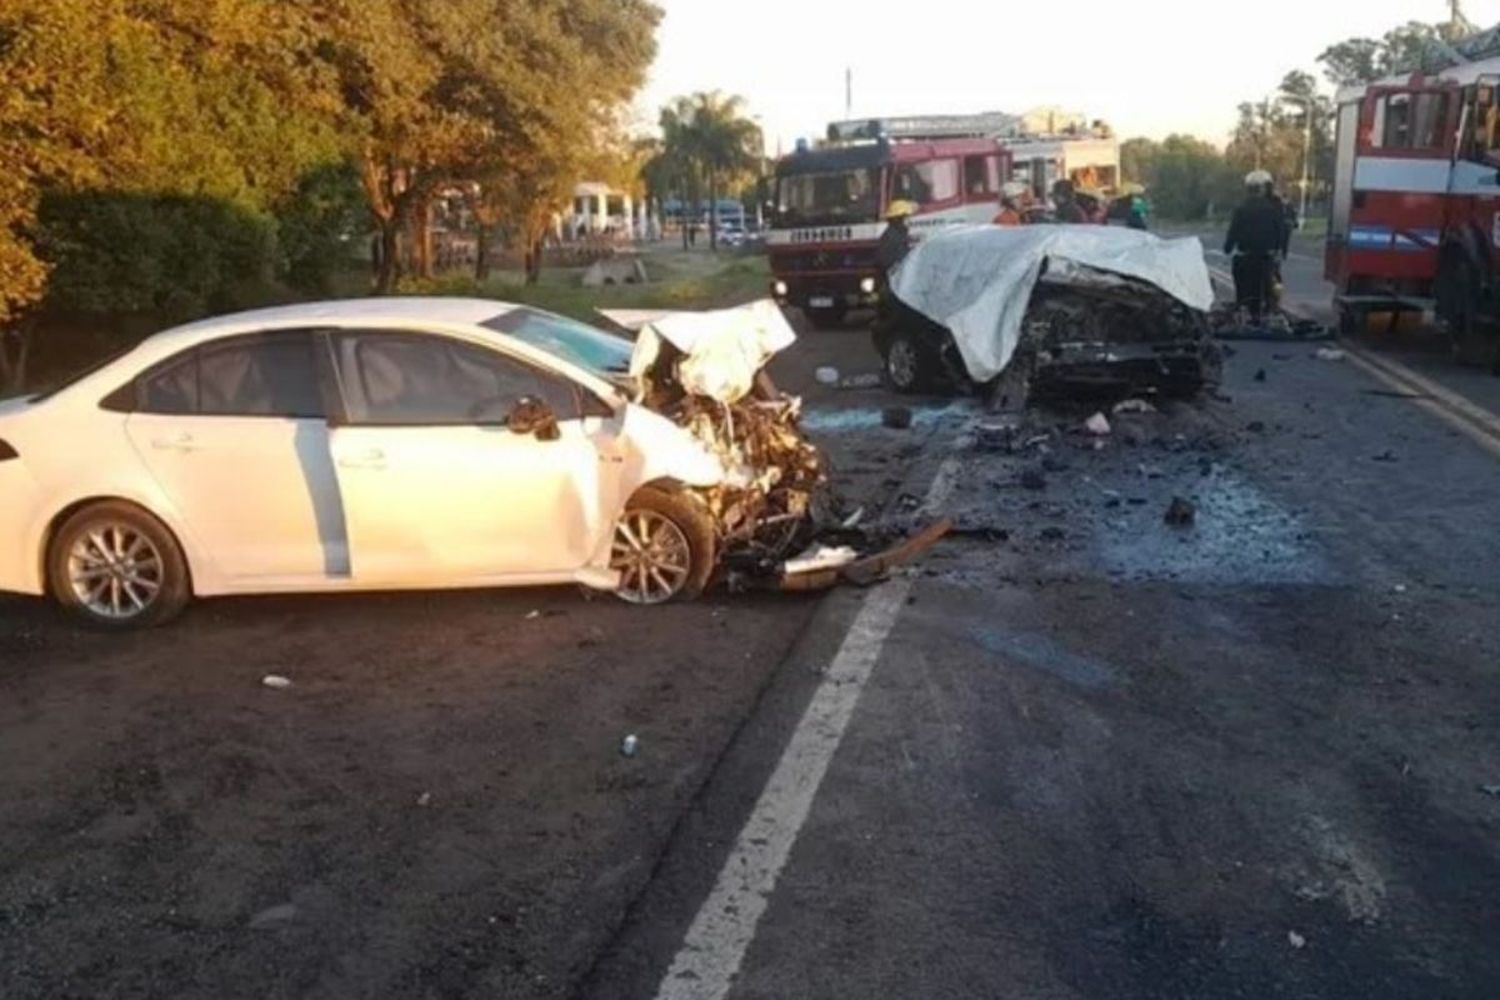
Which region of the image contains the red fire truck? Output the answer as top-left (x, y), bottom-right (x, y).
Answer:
top-left (1326, 48), bottom-right (1500, 359)
top-left (767, 114), bottom-right (1015, 327)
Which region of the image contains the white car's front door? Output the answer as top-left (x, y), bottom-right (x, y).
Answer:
top-left (122, 330), bottom-right (348, 580)
top-left (327, 331), bottom-right (616, 585)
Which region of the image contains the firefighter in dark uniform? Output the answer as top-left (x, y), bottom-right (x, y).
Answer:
top-left (1225, 170), bottom-right (1286, 322)
top-left (877, 199), bottom-right (918, 275)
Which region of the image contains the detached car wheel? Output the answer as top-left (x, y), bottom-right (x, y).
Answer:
top-left (611, 487), bottom-right (715, 605)
top-left (48, 501), bottom-right (191, 629)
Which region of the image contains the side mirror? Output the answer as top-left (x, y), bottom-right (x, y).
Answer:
top-left (507, 396), bottom-right (560, 441)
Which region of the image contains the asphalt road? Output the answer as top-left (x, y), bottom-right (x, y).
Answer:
top-left (3, 266), bottom-right (1499, 1000)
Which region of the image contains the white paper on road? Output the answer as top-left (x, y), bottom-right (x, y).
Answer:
top-left (626, 298), bottom-right (797, 404)
top-left (890, 226), bottom-right (1215, 383)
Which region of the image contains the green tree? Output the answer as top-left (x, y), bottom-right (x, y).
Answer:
top-left (657, 92), bottom-right (761, 251)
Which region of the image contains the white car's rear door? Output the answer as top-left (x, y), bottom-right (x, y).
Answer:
top-left (327, 330), bottom-right (614, 585)
top-left (122, 330), bottom-right (348, 581)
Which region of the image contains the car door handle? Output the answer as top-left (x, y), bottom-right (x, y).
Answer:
top-left (150, 433), bottom-right (198, 453)
top-left (337, 448), bottom-right (387, 470)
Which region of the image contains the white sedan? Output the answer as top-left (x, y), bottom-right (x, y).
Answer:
top-left (0, 298), bottom-right (734, 628)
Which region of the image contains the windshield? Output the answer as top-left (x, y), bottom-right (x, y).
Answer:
top-left (483, 308), bottom-right (634, 377)
top-left (773, 168), bottom-right (881, 228)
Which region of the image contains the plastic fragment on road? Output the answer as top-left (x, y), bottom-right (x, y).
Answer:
top-left (814, 366), bottom-right (840, 386)
top-left (1288, 931), bottom-right (1307, 949)
top-left (620, 734), bottom-right (640, 758)
top-left (261, 675), bottom-right (292, 690)
top-left (882, 406), bottom-right (914, 430)
top-left (1314, 347), bottom-right (1347, 361)
top-left (1085, 413), bottom-right (1112, 436)
top-left (1112, 399), bottom-right (1157, 415)
top-left (1164, 497), bottom-right (1197, 527)
top-left (249, 903), bottom-right (297, 928)
top-left (778, 519), bottom-right (953, 592)
top-left (783, 545), bottom-right (859, 576)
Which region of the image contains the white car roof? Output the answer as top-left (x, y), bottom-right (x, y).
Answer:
top-left (161, 297), bottom-right (522, 341)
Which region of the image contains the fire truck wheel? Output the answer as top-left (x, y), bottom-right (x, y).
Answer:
top-left (882, 331), bottom-right (938, 394)
top-left (804, 305), bottom-right (847, 329)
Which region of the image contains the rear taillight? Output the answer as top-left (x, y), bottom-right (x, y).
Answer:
top-left (0, 439), bottom-right (17, 462)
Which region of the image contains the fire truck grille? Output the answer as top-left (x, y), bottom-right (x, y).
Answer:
top-left (776, 248), bottom-right (879, 273)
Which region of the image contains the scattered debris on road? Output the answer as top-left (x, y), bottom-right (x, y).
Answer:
top-left (1315, 347), bottom-right (1347, 362)
top-left (261, 675), bottom-right (292, 690)
top-left (1288, 930), bottom-right (1307, 950)
top-left (417, 792), bottom-right (432, 807)
top-left (1085, 413), bottom-right (1112, 436)
top-left (1112, 399), bottom-right (1156, 415)
top-left (1479, 784), bottom-right (1500, 798)
top-left (620, 734), bottom-right (640, 758)
top-left (814, 366), bottom-right (840, 386)
top-left (249, 903), bottom-right (298, 929)
top-left (1164, 497), bottom-right (1197, 527)
top-left (882, 406), bottom-right (914, 430)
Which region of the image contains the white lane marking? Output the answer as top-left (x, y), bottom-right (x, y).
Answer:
top-left (652, 456), bottom-right (960, 1000)
top-left (1339, 343), bottom-right (1500, 460)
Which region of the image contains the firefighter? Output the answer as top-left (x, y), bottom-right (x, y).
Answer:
top-left (993, 183), bottom-right (1027, 226)
top-left (1225, 170), bottom-right (1286, 322)
top-left (1051, 179), bottom-right (1089, 224)
top-left (877, 199), bottom-right (918, 273)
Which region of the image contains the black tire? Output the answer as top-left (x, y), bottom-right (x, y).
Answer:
top-left (804, 305), bottom-right (847, 330)
top-left (882, 331), bottom-right (939, 394)
top-left (47, 501), bottom-right (191, 629)
top-left (612, 486), bottom-right (716, 605)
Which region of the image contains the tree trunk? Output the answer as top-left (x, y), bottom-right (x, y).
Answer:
top-left (412, 198), bottom-right (434, 279)
top-left (708, 172), bottom-right (719, 252)
top-left (375, 219), bottom-right (401, 293)
top-left (524, 227), bottom-right (545, 285)
top-left (475, 225), bottom-right (492, 282)
top-left (0, 328), bottom-right (31, 394)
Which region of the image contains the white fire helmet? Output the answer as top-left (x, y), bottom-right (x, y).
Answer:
top-left (1245, 169), bottom-right (1274, 189)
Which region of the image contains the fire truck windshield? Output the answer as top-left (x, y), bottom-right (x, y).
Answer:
top-left (773, 168), bottom-right (881, 228)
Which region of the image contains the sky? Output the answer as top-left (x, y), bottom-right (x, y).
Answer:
top-left (636, 0), bottom-right (1500, 151)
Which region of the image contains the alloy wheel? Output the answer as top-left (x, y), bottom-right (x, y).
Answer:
top-left (611, 509), bottom-right (693, 605)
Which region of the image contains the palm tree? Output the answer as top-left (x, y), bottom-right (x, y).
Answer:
top-left (655, 92), bottom-right (762, 251)
top-left (684, 92), bottom-right (762, 251)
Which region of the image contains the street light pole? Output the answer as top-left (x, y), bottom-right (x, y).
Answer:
top-left (1277, 93), bottom-right (1316, 223)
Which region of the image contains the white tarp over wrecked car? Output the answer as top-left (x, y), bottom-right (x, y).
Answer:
top-left (890, 226), bottom-right (1215, 383)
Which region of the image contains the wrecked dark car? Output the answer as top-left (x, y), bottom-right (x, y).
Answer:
top-left (872, 226), bottom-right (1222, 404)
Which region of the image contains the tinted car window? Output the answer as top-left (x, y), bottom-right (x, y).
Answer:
top-left (135, 331), bottom-right (324, 418)
top-left (139, 353), bottom-right (199, 415)
top-left (199, 333), bottom-right (324, 418)
top-left (339, 332), bottom-right (578, 426)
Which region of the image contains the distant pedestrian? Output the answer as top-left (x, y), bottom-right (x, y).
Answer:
top-left (993, 183), bottom-right (1028, 226)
